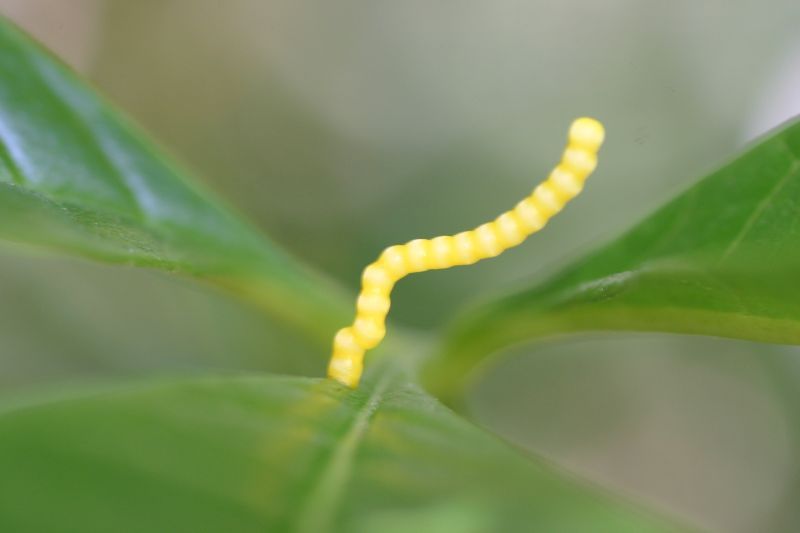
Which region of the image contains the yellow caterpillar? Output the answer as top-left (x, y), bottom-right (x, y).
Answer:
top-left (328, 117), bottom-right (606, 388)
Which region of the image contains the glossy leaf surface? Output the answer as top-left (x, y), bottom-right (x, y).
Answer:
top-left (0, 19), bottom-right (349, 339)
top-left (430, 118), bottom-right (800, 398)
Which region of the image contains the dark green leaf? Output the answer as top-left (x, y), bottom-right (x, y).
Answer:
top-left (428, 118), bottom-right (800, 399)
top-left (0, 370), bottom-right (688, 533)
top-left (0, 18), bottom-right (349, 339)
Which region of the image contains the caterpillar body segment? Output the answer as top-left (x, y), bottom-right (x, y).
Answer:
top-left (328, 117), bottom-right (606, 388)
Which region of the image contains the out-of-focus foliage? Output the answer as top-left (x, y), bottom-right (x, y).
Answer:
top-left (0, 368), bottom-right (685, 533)
top-left (88, 1), bottom-right (800, 329)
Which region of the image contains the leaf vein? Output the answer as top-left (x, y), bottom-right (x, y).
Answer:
top-left (719, 159), bottom-right (800, 262)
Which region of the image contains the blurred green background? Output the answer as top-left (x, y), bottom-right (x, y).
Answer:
top-left (2, 1), bottom-right (800, 531)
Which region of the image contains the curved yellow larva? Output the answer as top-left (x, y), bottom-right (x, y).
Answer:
top-left (514, 198), bottom-right (546, 232)
top-left (327, 117), bottom-right (605, 388)
top-left (405, 239), bottom-right (432, 273)
top-left (495, 212), bottom-right (526, 247)
top-left (453, 231), bottom-right (478, 265)
top-left (473, 222), bottom-right (504, 258)
top-left (378, 245), bottom-right (408, 279)
top-left (430, 235), bottom-right (457, 268)
top-left (532, 182), bottom-right (563, 217)
top-left (356, 292), bottom-right (391, 319)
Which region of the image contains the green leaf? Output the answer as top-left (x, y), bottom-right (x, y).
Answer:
top-left (428, 117), bottom-right (800, 399)
top-left (0, 369), bottom-right (688, 532)
top-left (0, 18), bottom-right (349, 339)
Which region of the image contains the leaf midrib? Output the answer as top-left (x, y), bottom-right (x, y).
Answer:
top-left (291, 369), bottom-right (395, 532)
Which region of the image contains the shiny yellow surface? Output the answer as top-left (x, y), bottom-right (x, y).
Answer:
top-left (328, 118), bottom-right (606, 387)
